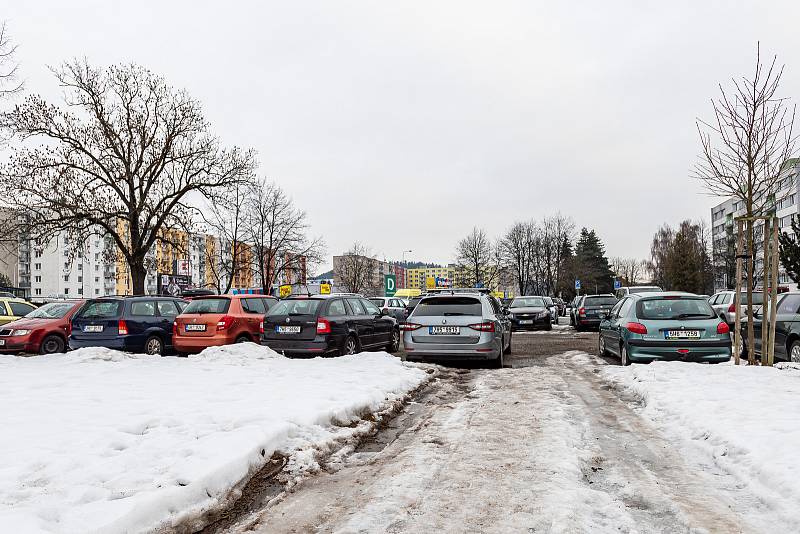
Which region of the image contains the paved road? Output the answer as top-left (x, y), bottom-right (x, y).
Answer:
top-left (218, 322), bottom-right (773, 534)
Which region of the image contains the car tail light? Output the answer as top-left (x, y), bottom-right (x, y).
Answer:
top-left (717, 322), bottom-right (730, 334)
top-left (579, 307), bottom-right (586, 317)
top-left (259, 321), bottom-right (265, 335)
top-left (400, 322), bottom-right (422, 331)
top-left (118, 320), bottom-right (128, 335)
top-left (728, 302), bottom-right (736, 313)
top-left (625, 322), bottom-right (647, 335)
top-left (317, 318), bottom-right (331, 334)
top-left (173, 321), bottom-right (178, 336)
top-left (217, 315), bottom-right (234, 330)
top-left (469, 322), bottom-right (495, 332)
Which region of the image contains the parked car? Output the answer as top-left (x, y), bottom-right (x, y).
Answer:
top-left (401, 292), bottom-right (511, 367)
top-left (70, 296), bottom-right (188, 355)
top-left (599, 292), bottom-right (731, 365)
top-left (542, 296), bottom-right (558, 324)
top-left (708, 290), bottom-right (765, 327)
top-left (181, 288), bottom-right (217, 299)
top-left (0, 298), bottom-right (37, 326)
top-left (739, 291), bottom-right (800, 362)
top-left (405, 295), bottom-right (425, 317)
top-left (0, 300), bottom-right (84, 354)
top-left (574, 294), bottom-right (618, 331)
top-left (173, 294), bottom-right (278, 355)
top-left (569, 296), bottom-right (584, 326)
top-left (262, 295), bottom-right (399, 356)
top-left (508, 296), bottom-right (552, 331)
top-left (369, 297), bottom-right (408, 322)
top-left (614, 286), bottom-right (663, 299)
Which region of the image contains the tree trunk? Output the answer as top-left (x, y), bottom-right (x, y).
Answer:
top-left (746, 219), bottom-right (756, 365)
top-left (130, 257), bottom-right (147, 296)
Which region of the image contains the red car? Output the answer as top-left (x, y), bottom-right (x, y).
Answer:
top-left (0, 300), bottom-right (85, 355)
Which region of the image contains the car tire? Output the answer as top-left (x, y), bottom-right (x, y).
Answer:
top-left (387, 329), bottom-right (401, 353)
top-left (235, 335), bottom-right (250, 344)
top-left (343, 335), bottom-right (359, 356)
top-left (598, 334), bottom-right (608, 356)
top-left (490, 343), bottom-right (504, 369)
top-left (145, 335), bottom-right (164, 355)
top-left (39, 335), bottom-right (66, 355)
top-left (789, 340), bottom-right (800, 363)
top-left (620, 343), bottom-right (632, 366)
top-left (505, 335), bottom-right (512, 355)
top-left (545, 320), bottom-right (552, 331)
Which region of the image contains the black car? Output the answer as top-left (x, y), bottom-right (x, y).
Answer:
top-left (69, 296), bottom-right (188, 355)
top-left (405, 296), bottom-right (425, 318)
top-left (261, 295), bottom-right (400, 357)
top-left (574, 294), bottom-right (618, 331)
top-left (741, 291), bottom-right (800, 362)
top-left (508, 296), bottom-right (552, 331)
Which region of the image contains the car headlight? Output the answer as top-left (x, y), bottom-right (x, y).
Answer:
top-left (11, 329), bottom-right (31, 336)
top-left (539, 311), bottom-right (549, 318)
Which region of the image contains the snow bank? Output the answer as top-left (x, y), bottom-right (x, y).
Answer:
top-left (604, 361), bottom-right (800, 525)
top-left (0, 344), bottom-right (428, 533)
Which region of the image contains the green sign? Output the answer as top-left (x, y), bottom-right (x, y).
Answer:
top-left (384, 274), bottom-right (397, 297)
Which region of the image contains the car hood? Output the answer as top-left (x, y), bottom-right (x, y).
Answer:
top-left (1, 318), bottom-right (53, 330)
top-left (509, 307), bottom-right (548, 314)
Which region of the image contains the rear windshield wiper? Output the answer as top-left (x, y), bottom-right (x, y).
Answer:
top-left (443, 312), bottom-right (468, 316)
top-left (672, 313), bottom-right (713, 319)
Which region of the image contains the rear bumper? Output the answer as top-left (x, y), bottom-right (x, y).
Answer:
top-left (403, 339), bottom-right (499, 361)
top-left (69, 336), bottom-right (137, 352)
top-left (577, 318), bottom-right (601, 327)
top-left (510, 317), bottom-right (550, 330)
top-left (627, 339), bottom-right (732, 362)
top-left (261, 337), bottom-right (335, 357)
top-left (173, 335), bottom-right (233, 353)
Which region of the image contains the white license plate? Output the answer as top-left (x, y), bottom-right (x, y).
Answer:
top-left (519, 320), bottom-right (533, 325)
top-left (277, 325), bottom-right (301, 334)
top-left (83, 325), bottom-right (104, 333)
top-left (665, 330), bottom-right (700, 339)
top-left (430, 326), bottom-right (460, 335)
top-left (0, 340), bottom-right (4, 346)
top-left (185, 324), bottom-right (206, 332)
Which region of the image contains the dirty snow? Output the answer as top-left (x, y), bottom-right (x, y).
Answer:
top-left (0, 344), bottom-right (428, 533)
top-left (604, 360), bottom-right (800, 530)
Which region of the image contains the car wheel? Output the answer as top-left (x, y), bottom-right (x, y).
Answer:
top-left (790, 340), bottom-right (800, 363)
top-left (544, 320), bottom-right (552, 331)
top-left (145, 335), bottom-right (164, 355)
top-left (235, 335), bottom-right (250, 344)
top-left (387, 329), bottom-right (400, 353)
top-left (598, 334), bottom-right (607, 356)
top-left (490, 343), bottom-right (504, 369)
top-left (505, 335), bottom-right (512, 355)
top-left (39, 335), bottom-right (65, 355)
top-left (343, 335), bottom-right (359, 356)
top-left (620, 343), bottom-right (631, 366)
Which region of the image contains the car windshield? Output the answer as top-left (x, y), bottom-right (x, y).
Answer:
top-left (511, 297), bottom-right (545, 308)
top-left (183, 298), bottom-right (231, 314)
top-left (77, 300), bottom-right (122, 318)
top-left (637, 298), bottom-right (716, 320)
top-left (25, 302), bottom-right (75, 319)
top-left (583, 296), bottom-right (618, 306)
top-left (268, 299), bottom-right (322, 316)
top-left (413, 297), bottom-right (482, 317)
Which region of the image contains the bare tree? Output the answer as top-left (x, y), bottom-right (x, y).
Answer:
top-left (0, 21), bottom-right (22, 98)
top-left (695, 44), bottom-right (797, 358)
top-left (336, 242), bottom-right (378, 295)
top-left (455, 227), bottom-right (498, 288)
top-left (500, 221), bottom-right (535, 295)
top-left (201, 181), bottom-right (250, 294)
top-left (0, 61), bottom-right (256, 294)
top-left (611, 257), bottom-right (647, 286)
top-left (542, 214), bottom-right (575, 295)
top-left (242, 180), bottom-right (324, 294)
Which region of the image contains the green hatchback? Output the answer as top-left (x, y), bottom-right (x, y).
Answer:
top-left (599, 292), bottom-right (732, 365)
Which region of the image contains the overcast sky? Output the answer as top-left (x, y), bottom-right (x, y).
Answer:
top-left (4, 1), bottom-right (800, 272)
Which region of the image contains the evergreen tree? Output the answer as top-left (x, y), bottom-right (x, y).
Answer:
top-left (573, 228), bottom-right (614, 294)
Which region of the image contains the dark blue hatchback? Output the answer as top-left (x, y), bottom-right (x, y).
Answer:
top-left (69, 297), bottom-right (188, 355)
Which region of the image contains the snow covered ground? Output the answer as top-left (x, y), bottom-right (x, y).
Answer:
top-left (604, 360), bottom-right (800, 530)
top-left (0, 344), bottom-right (428, 534)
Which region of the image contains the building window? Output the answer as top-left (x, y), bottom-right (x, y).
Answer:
top-left (35, 288), bottom-right (42, 296)
top-left (64, 262), bottom-right (69, 270)
top-left (63, 275), bottom-right (69, 282)
top-left (78, 264), bottom-right (82, 271)
top-left (95, 289), bottom-right (100, 295)
top-left (64, 288), bottom-right (69, 295)
top-left (77, 276), bottom-right (82, 283)
top-left (34, 276), bottom-right (41, 283)
top-left (95, 265), bottom-right (99, 271)
top-left (34, 263), bottom-right (41, 270)
top-left (34, 250), bottom-right (42, 258)
top-left (95, 277), bottom-right (99, 283)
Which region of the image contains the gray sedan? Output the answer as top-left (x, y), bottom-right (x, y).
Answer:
top-left (401, 292), bottom-right (511, 368)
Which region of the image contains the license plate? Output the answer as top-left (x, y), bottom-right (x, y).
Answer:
top-left (0, 340), bottom-right (4, 346)
top-left (185, 324), bottom-right (206, 332)
top-left (276, 325), bottom-right (301, 334)
top-left (519, 320), bottom-right (533, 325)
top-left (430, 326), bottom-right (460, 335)
top-left (665, 330), bottom-right (700, 339)
top-left (83, 325), bottom-right (103, 333)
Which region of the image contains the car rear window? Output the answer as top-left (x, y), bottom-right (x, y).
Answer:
top-left (583, 296), bottom-right (618, 307)
top-left (183, 298), bottom-right (231, 314)
top-left (268, 299), bottom-right (322, 316)
top-left (77, 300), bottom-right (122, 318)
top-left (413, 297), bottom-right (482, 317)
top-left (637, 298), bottom-right (716, 320)
top-left (736, 292), bottom-right (765, 305)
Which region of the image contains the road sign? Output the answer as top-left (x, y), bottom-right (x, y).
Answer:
top-left (279, 284), bottom-right (292, 298)
top-left (575, 279), bottom-right (581, 290)
top-left (613, 279), bottom-right (621, 290)
top-left (385, 274), bottom-right (397, 297)
top-left (320, 283), bottom-right (331, 295)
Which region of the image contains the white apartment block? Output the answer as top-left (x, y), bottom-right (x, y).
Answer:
top-left (710, 159), bottom-right (800, 292)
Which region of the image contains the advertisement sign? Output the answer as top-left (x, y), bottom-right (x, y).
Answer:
top-left (175, 259), bottom-right (190, 276)
top-left (279, 284), bottom-right (292, 298)
top-left (320, 283), bottom-right (331, 295)
top-left (158, 273), bottom-right (191, 296)
top-left (385, 274), bottom-right (396, 297)
top-left (426, 276), bottom-right (435, 289)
